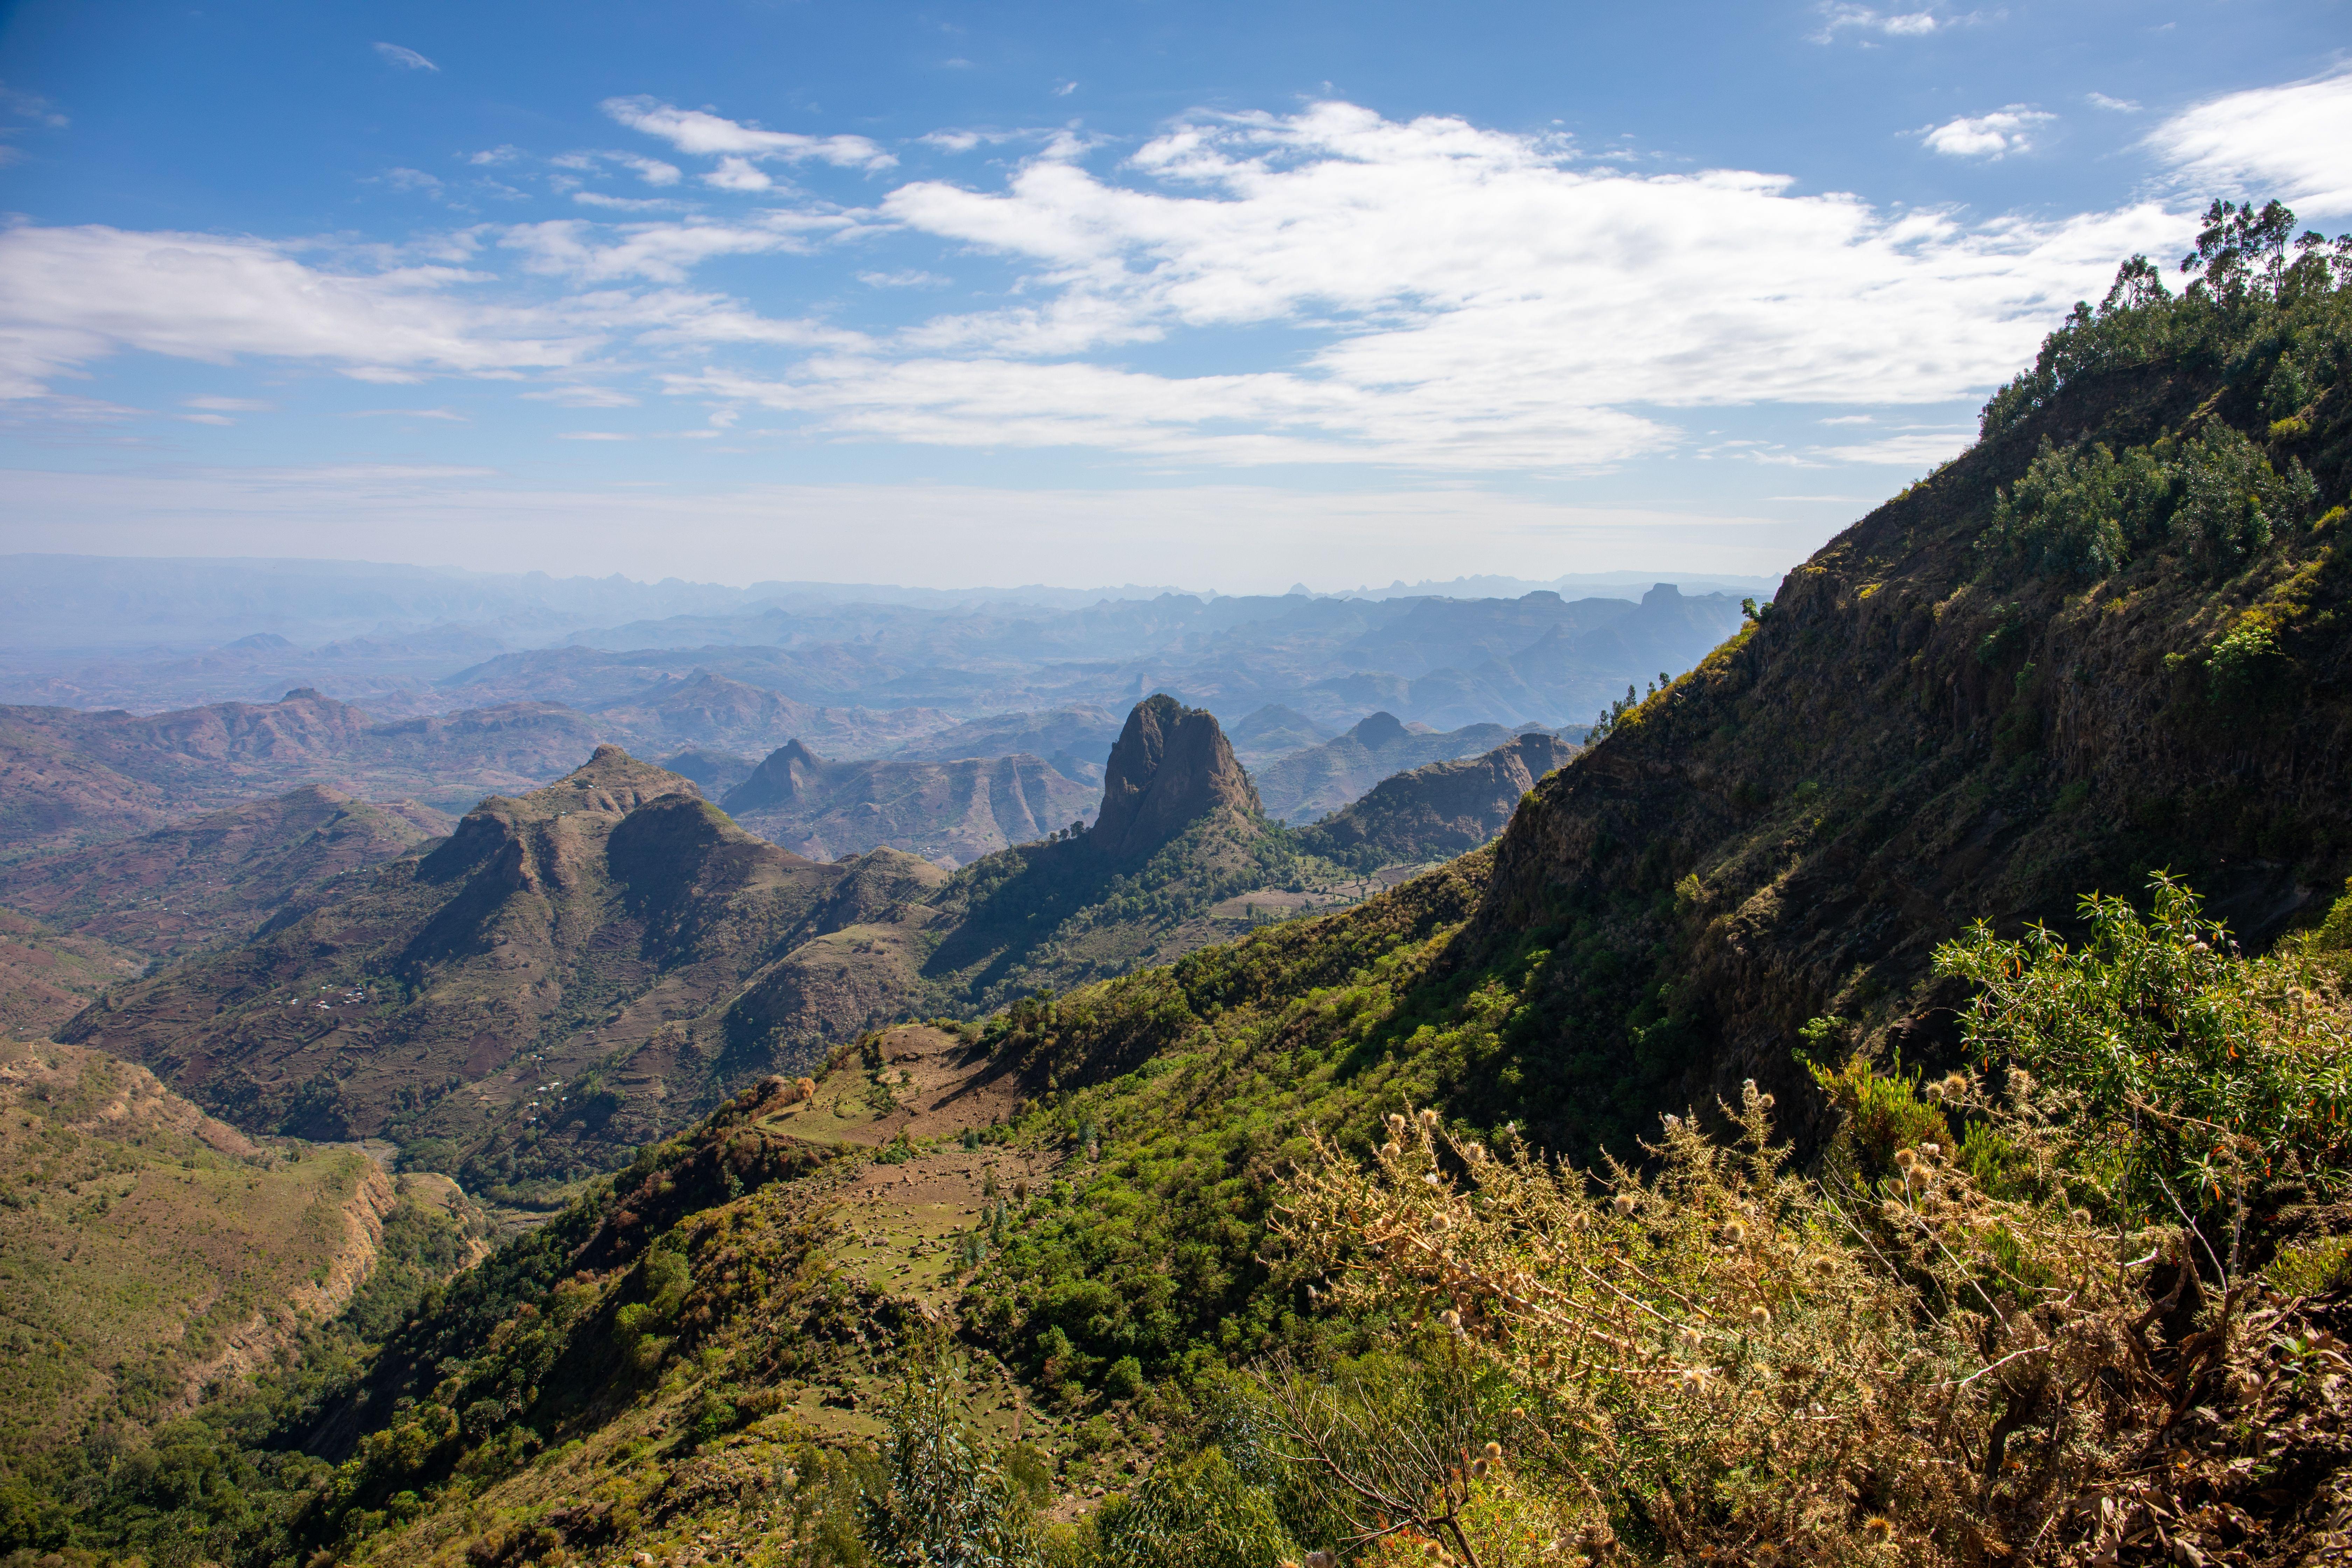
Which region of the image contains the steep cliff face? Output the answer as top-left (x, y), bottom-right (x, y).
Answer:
top-left (1088, 694), bottom-right (1260, 860)
top-left (1470, 345), bottom-right (2352, 1154)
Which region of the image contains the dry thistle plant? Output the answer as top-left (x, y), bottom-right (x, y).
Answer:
top-left (1263, 1081), bottom-right (2250, 1567)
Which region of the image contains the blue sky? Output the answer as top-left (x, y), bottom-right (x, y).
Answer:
top-left (1, 0), bottom-right (2348, 593)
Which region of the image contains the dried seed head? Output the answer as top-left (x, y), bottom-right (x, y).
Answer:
top-left (1675, 1324), bottom-right (1705, 1352)
top-left (1942, 1072), bottom-right (1970, 1098)
top-left (1662, 1113), bottom-right (1683, 1131)
top-left (1918, 1143), bottom-right (1940, 1160)
top-left (1923, 1082), bottom-right (1945, 1103)
top-left (1808, 1252), bottom-right (1838, 1275)
top-left (1381, 1141), bottom-right (1402, 1159)
top-left (1484, 1440), bottom-right (1504, 1462)
top-left (1306, 1554), bottom-right (1334, 1568)
top-left (1470, 1457), bottom-right (1490, 1479)
top-left (1862, 1517), bottom-right (1893, 1540)
top-left (1441, 1308), bottom-right (1463, 1331)
top-left (1464, 1143), bottom-right (1487, 1164)
top-left (1721, 1219), bottom-right (1748, 1245)
top-left (1613, 1191), bottom-right (1639, 1217)
top-left (1759, 1093), bottom-right (1776, 1110)
top-left (1893, 1147), bottom-right (1918, 1170)
top-left (2071, 1208), bottom-right (2093, 1226)
top-left (1749, 1304), bottom-right (1772, 1326)
top-left (1419, 1108), bottom-right (1440, 1128)
top-left (1880, 1199), bottom-right (1907, 1222)
top-left (1387, 1113), bottom-right (1408, 1136)
top-left (1742, 1078), bottom-right (1758, 1101)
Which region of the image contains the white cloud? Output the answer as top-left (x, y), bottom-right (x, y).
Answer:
top-left (2144, 66), bottom-right (2352, 218)
top-left (521, 385), bottom-right (640, 407)
top-left (573, 192), bottom-right (681, 212)
top-left (738, 100), bottom-right (2177, 468)
top-left (346, 406), bottom-right (468, 419)
top-left (1, 85), bottom-right (69, 128)
top-left (558, 430), bottom-right (632, 440)
top-left (601, 97), bottom-right (897, 172)
top-left (371, 42), bottom-right (439, 72)
top-left (704, 155), bottom-right (774, 192)
top-left (385, 167), bottom-right (444, 194)
top-left (2086, 92), bottom-right (2141, 113)
top-left (858, 270), bottom-right (950, 288)
top-left (178, 411), bottom-right (234, 425)
top-left (497, 215), bottom-right (854, 284)
top-left (467, 145), bottom-right (522, 166)
top-left (0, 224), bottom-right (591, 397)
top-left (1054, 81), bottom-right (1078, 97)
top-left (619, 155), bottom-right (681, 186)
top-left (1812, 5), bottom-right (1955, 41)
top-left (184, 396), bottom-right (274, 412)
top-left (1920, 107), bottom-right (2054, 158)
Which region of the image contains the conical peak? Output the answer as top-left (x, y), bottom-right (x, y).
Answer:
top-left (722, 739), bottom-right (826, 814)
top-left (1350, 711), bottom-right (1408, 747)
top-left (1090, 695), bottom-right (1258, 860)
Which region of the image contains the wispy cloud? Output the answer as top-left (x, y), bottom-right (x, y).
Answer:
top-left (1811, 4), bottom-right (1969, 42)
top-left (0, 224), bottom-right (590, 397)
top-left (601, 97), bottom-right (897, 172)
top-left (2144, 66), bottom-right (2352, 218)
top-left (2086, 92), bottom-right (2141, 113)
top-left (184, 396), bottom-right (274, 412)
top-left (0, 84), bottom-right (69, 128)
top-left (371, 42), bottom-right (439, 72)
top-left (1919, 107), bottom-right (2053, 158)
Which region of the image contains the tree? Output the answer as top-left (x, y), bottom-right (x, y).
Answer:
top-left (861, 1343), bottom-right (1043, 1568)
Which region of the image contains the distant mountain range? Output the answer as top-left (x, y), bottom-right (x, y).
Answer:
top-left (0, 565), bottom-right (1751, 738)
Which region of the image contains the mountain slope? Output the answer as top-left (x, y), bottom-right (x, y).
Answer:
top-left (722, 741), bottom-right (1096, 867)
top-left (0, 784), bottom-right (448, 964)
top-left (55, 748), bottom-right (946, 1197)
top-left (0, 1038), bottom-right (455, 1464)
top-left (1252, 711), bottom-right (1533, 821)
top-left (1295, 730), bottom-right (1578, 871)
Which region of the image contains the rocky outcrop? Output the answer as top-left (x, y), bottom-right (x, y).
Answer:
top-left (1088, 695), bottom-right (1260, 861)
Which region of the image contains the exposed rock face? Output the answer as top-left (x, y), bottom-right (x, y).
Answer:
top-left (1088, 695), bottom-right (1260, 861)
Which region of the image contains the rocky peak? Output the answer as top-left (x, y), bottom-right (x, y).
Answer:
top-left (1350, 711), bottom-right (1409, 747)
top-left (723, 740), bottom-right (825, 815)
top-left (1640, 582), bottom-right (1684, 607)
top-left (1089, 694), bottom-right (1259, 860)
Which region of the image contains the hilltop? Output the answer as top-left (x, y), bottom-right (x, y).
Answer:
top-left (1294, 730), bottom-right (1577, 872)
top-left (1253, 710), bottom-right (1549, 821)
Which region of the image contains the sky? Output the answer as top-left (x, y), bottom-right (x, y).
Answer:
top-left (0, 1), bottom-right (2348, 594)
